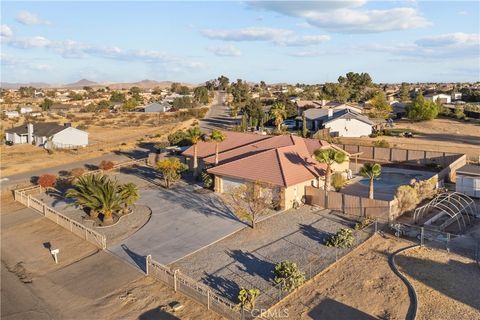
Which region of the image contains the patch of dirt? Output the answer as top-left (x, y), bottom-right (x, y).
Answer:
top-left (6, 261), bottom-right (33, 283)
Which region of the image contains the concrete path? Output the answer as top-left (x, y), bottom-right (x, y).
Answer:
top-left (108, 183), bottom-right (245, 268)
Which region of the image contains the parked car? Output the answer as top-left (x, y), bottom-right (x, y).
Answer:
top-left (282, 119), bottom-right (297, 130)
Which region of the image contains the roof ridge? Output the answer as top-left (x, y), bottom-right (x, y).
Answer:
top-left (275, 148), bottom-right (288, 187)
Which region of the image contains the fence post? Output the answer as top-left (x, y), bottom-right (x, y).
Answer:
top-left (85, 228), bottom-right (88, 240)
top-left (70, 220), bottom-right (73, 232)
top-left (375, 220), bottom-right (378, 233)
top-left (146, 255), bottom-right (151, 275)
top-left (446, 233), bottom-right (450, 253)
top-left (27, 195), bottom-right (31, 207)
top-left (420, 227), bottom-right (424, 247)
top-left (174, 269), bottom-right (178, 292)
top-left (43, 204), bottom-right (46, 215)
top-left (207, 290), bottom-right (211, 310)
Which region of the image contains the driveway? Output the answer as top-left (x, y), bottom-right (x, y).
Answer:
top-left (109, 182), bottom-right (245, 268)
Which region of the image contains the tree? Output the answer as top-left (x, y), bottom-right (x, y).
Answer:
top-left (273, 260), bottom-right (306, 292)
top-left (122, 98), bottom-right (139, 111)
top-left (194, 86), bottom-right (209, 104)
top-left (156, 158), bottom-right (187, 188)
top-left (314, 148), bottom-right (347, 191)
top-left (406, 92), bottom-right (439, 121)
top-left (399, 82), bottom-right (410, 102)
top-left (172, 96), bottom-right (193, 109)
top-left (97, 100), bottom-right (111, 111)
top-left (301, 112), bottom-right (308, 138)
top-left (321, 83), bottom-right (349, 103)
top-left (94, 178), bottom-right (123, 224)
top-left (40, 98), bottom-right (53, 111)
top-left (167, 130), bottom-right (190, 146)
top-left (359, 163), bottom-right (382, 199)
top-left (110, 91), bottom-right (126, 103)
top-left (217, 75), bottom-right (229, 90)
top-left (186, 127), bottom-right (204, 178)
top-left (38, 174), bottom-right (57, 188)
top-left (238, 288), bottom-right (260, 312)
top-left (228, 181), bottom-right (277, 229)
top-left (118, 183), bottom-right (139, 214)
top-left (210, 129), bottom-right (226, 165)
top-left (269, 102), bottom-right (287, 131)
top-left (369, 92), bottom-right (392, 118)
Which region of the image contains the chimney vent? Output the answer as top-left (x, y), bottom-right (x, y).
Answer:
top-left (27, 123), bottom-right (34, 144)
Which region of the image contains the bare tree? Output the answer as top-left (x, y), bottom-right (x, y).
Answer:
top-left (228, 181), bottom-right (278, 229)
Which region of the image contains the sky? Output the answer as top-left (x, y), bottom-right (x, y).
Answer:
top-left (1, 1), bottom-right (479, 84)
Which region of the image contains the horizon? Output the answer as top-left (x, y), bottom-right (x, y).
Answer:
top-left (1, 1), bottom-right (479, 84)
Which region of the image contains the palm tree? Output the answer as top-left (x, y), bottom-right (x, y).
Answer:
top-left (314, 148), bottom-right (347, 191)
top-left (269, 102), bottom-right (287, 131)
top-left (118, 183), bottom-right (140, 214)
top-left (210, 129), bottom-right (226, 165)
top-left (95, 179), bottom-right (123, 224)
top-left (66, 174), bottom-right (107, 218)
top-left (360, 163), bottom-right (382, 199)
top-left (186, 126), bottom-right (203, 178)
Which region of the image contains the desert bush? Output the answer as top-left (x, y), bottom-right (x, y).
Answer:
top-left (373, 139), bottom-right (390, 148)
top-left (38, 174), bottom-right (57, 188)
top-left (331, 172), bottom-right (346, 191)
top-left (412, 176), bottom-right (437, 200)
top-left (201, 171), bottom-right (213, 189)
top-left (167, 130), bottom-right (190, 146)
top-left (394, 185), bottom-right (419, 214)
top-left (70, 167), bottom-right (85, 178)
top-left (354, 217), bottom-right (374, 230)
top-left (238, 288), bottom-right (260, 311)
top-left (326, 228), bottom-right (355, 248)
top-left (273, 260), bottom-right (306, 292)
top-left (99, 160), bottom-right (114, 171)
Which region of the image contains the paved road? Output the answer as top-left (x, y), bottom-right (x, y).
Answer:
top-left (200, 91), bottom-right (237, 131)
top-left (108, 183), bottom-right (245, 268)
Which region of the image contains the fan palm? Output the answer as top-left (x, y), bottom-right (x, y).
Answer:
top-left (314, 148), bottom-right (347, 191)
top-left (186, 126), bottom-right (204, 178)
top-left (269, 102), bottom-right (287, 131)
top-left (210, 129), bottom-right (226, 165)
top-left (360, 163), bottom-right (382, 199)
top-left (118, 183), bottom-right (140, 214)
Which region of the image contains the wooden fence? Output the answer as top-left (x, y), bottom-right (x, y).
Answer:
top-left (146, 255), bottom-right (243, 320)
top-left (13, 188), bottom-right (106, 249)
top-left (305, 186), bottom-right (396, 221)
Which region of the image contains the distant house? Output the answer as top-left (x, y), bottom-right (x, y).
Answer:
top-left (456, 165), bottom-right (480, 198)
top-left (451, 92), bottom-right (463, 101)
top-left (5, 123), bottom-right (88, 148)
top-left (425, 93), bottom-right (451, 104)
top-left (20, 106), bottom-right (33, 114)
top-left (182, 132), bottom-right (350, 209)
top-left (143, 102), bottom-right (171, 113)
top-left (299, 108), bottom-right (374, 137)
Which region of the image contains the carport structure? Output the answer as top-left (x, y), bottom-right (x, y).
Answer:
top-left (414, 192), bottom-right (478, 231)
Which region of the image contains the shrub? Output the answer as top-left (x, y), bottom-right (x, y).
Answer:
top-left (331, 172), bottom-right (346, 191)
top-left (99, 160), bottom-right (114, 171)
top-left (201, 171), bottom-right (213, 189)
top-left (70, 167), bottom-right (85, 178)
top-left (326, 228), bottom-right (355, 248)
top-left (167, 130), bottom-right (190, 146)
top-left (38, 174), bottom-right (57, 188)
top-left (237, 288), bottom-right (260, 311)
top-left (412, 176), bottom-right (437, 200)
top-left (394, 185), bottom-right (419, 214)
top-left (373, 139), bottom-right (390, 148)
top-left (273, 260), bottom-right (306, 292)
top-left (354, 217), bottom-right (374, 230)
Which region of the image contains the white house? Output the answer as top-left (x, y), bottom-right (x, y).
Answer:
top-left (299, 108), bottom-right (374, 137)
top-left (143, 102), bottom-right (171, 113)
top-left (425, 93), bottom-right (451, 104)
top-left (5, 123), bottom-right (88, 148)
top-left (451, 92), bottom-right (463, 101)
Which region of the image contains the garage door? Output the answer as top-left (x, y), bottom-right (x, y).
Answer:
top-left (221, 176), bottom-right (245, 193)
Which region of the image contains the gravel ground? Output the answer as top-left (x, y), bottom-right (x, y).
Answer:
top-left (170, 207), bottom-right (374, 308)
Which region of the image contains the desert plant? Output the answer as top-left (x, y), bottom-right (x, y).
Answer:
top-left (70, 167), bottom-right (85, 179)
top-left (118, 183), bottom-right (140, 214)
top-left (412, 176), bottom-right (438, 200)
top-left (66, 174), bottom-right (108, 218)
top-left (210, 129), bottom-right (226, 165)
top-left (394, 185), bottom-right (419, 215)
top-left (354, 217), bottom-right (374, 230)
top-left (94, 179), bottom-right (123, 224)
top-left (273, 260), bottom-right (306, 292)
top-left (359, 163), bottom-right (382, 199)
top-left (38, 174), bottom-right (57, 189)
top-left (186, 126), bottom-right (204, 178)
top-left (99, 160), bottom-right (114, 171)
top-left (156, 157), bottom-right (188, 188)
top-left (331, 172), bottom-right (346, 191)
top-left (373, 139), bottom-right (390, 148)
top-left (314, 148), bottom-right (347, 191)
top-left (326, 228), bottom-right (355, 248)
top-left (201, 171), bottom-right (213, 189)
top-left (238, 287), bottom-right (260, 311)
top-left (269, 102), bottom-right (287, 131)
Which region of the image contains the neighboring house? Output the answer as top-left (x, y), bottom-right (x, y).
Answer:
top-left (50, 104), bottom-right (82, 113)
top-left (5, 123), bottom-right (88, 148)
top-left (182, 132), bottom-right (349, 209)
top-left (451, 92), bottom-right (462, 101)
top-left (425, 93), bottom-right (451, 104)
top-left (4, 111), bottom-right (19, 118)
top-left (143, 102), bottom-right (171, 113)
top-left (20, 106), bottom-right (33, 114)
top-left (299, 108), bottom-right (374, 137)
top-left (456, 165), bottom-right (480, 198)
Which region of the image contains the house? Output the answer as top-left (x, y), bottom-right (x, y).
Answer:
top-left (182, 132), bottom-right (350, 209)
top-left (451, 92), bottom-right (463, 101)
top-left (425, 93), bottom-right (451, 104)
top-left (20, 106), bottom-right (33, 114)
top-left (456, 165), bottom-right (480, 198)
top-left (143, 102), bottom-right (171, 113)
top-left (5, 123), bottom-right (88, 148)
top-left (299, 108), bottom-right (374, 137)
top-left (4, 111), bottom-right (19, 118)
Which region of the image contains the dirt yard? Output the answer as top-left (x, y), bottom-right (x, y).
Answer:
top-left (0, 195), bottom-right (222, 320)
top-left (396, 246), bottom-right (480, 320)
top-left (339, 118), bottom-right (480, 160)
top-left (269, 234), bottom-right (410, 320)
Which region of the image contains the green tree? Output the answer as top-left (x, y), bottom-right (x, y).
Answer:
top-left (186, 127), bottom-right (204, 178)
top-left (359, 163), bottom-right (382, 199)
top-left (168, 130), bottom-right (190, 146)
top-left (94, 178), bottom-right (123, 224)
top-left (399, 82), bottom-right (410, 102)
top-left (314, 148), bottom-right (347, 191)
top-left (301, 112), bottom-right (309, 138)
top-left (274, 260), bottom-right (306, 292)
top-left (238, 288), bottom-right (260, 312)
top-left (217, 75), bottom-right (229, 90)
top-left (110, 91), bottom-right (126, 103)
top-left (269, 102), bottom-right (287, 131)
top-left (66, 174), bottom-right (105, 218)
top-left (210, 129), bottom-right (226, 165)
top-left (118, 183), bottom-right (139, 214)
top-left (97, 100), bottom-right (111, 111)
top-left (406, 92), bottom-right (439, 121)
top-left (156, 158), bottom-right (187, 188)
top-left (122, 98), bottom-right (139, 111)
top-left (370, 91), bottom-right (392, 118)
top-left (172, 96), bottom-right (193, 109)
top-left (193, 86), bottom-right (210, 104)
top-left (40, 98), bottom-right (53, 111)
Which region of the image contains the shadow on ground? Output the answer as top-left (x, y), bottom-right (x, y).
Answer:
top-left (308, 298), bottom-right (376, 320)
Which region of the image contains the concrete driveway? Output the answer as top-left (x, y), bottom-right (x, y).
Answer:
top-left (109, 182), bottom-right (245, 268)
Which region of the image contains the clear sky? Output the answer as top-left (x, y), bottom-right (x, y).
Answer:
top-left (1, 1), bottom-right (479, 84)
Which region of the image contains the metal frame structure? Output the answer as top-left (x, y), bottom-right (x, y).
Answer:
top-left (414, 192), bottom-right (477, 231)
